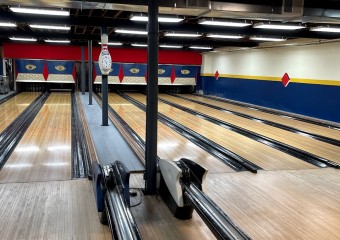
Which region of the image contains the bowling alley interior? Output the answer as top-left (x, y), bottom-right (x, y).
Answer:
top-left (1, 1), bottom-right (340, 239)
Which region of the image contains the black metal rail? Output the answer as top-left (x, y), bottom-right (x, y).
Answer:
top-left (0, 91), bottom-right (17, 105)
top-left (159, 97), bottom-right (337, 168)
top-left (176, 158), bottom-right (251, 240)
top-left (71, 92), bottom-right (92, 178)
top-left (102, 162), bottom-right (142, 240)
top-left (184, 184), bottom-right (251, 240)
top-left (173, 94), bottom-right (340, 147)
top-left (0, 92), bottom-right (49, 170)
top-left (193, 93), bottom-right (340, 131)
top-left (120, 92), bottom-right (260, 173)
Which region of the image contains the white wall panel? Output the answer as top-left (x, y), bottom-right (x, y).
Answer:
top-left (202, 42), bottom-right (340, 82)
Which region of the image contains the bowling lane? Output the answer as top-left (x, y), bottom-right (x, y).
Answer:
top-left (0, 93), bottom-right (71, 183)
top-left (182, 94), bottom-right (340, 141)
top-left (108, 93), bottom-right (234, 174)
top-left (0, 92), bottom-right (41, 134)
top-left (160, 94), bottom-right (340, 164)
top-left (127, 93), bottom-right (317, 171)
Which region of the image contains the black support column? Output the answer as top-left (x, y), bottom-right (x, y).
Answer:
top-left (88, 40), bottom-right (93, 105)
top-left (101, 27), bottom-right (109, 126)
top-left (145, 0), bottom-right (159, 194)
top-left (81, 46), bottom-right (85, 95)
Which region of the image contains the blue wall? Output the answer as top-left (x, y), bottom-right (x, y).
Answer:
top-left (198, 76), bottom-right (340, 123)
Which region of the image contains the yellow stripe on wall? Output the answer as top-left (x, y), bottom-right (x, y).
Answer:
top-left (201, 73), bottom-right (340, 86)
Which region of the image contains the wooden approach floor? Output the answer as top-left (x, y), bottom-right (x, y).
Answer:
top-left (0, 92), bottom-right (110, 240)
top-left (206, 168), bottom-right (340, 240)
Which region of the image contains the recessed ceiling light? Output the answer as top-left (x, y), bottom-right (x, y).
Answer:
top-left (250, 36), bottom-right (287, 41)
top-left (9, 37), bottom-right (37, 42)
top-left (45, 39), bottom-right (70, 43)
top-left (29, 24), bottom-right (70, 30)
top-left (0, 22), bottom-right (17, 27)
top-left (199, 19), bottom-right (251, 27)
top-left (130, 15), bottom-right (184, 23)
top-left (115, 29), bottom-right (148, 35)
top-left (207, 34), bottom-right (244, 39)
top-left (10, 7), bottom-right (69, 16)
top-left (131, 43), bottom-right (148, 47)
top-left (159, 44), bottom-right (183, 48)
top-left (165, 32), bottom-right (202, 38)
top-left (310, 26), bottom-right (340, 33)
top-left (253, 23), bottom-right (306, 30)
top-left (189, 46), bottom-right (213, 50)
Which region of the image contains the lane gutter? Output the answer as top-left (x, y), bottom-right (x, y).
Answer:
top-left (0, 92), bottom-right (50, 170)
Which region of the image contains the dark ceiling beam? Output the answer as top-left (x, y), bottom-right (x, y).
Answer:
top-left (88, 9), bottom-right (93, 17)
top-left (114, 10), bottom-right (123, 19)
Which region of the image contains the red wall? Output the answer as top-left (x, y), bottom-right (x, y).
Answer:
top-left (3, 43), bottom-right (202, 65)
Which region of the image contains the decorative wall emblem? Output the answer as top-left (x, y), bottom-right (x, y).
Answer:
top-left (181, 69), bottom-right (190, 75)
top-left (25, 64), bottom-right (36, 70)
top-left (55, 65), bottom-right (66, 71)
top-left (130, 68), bottom-right (140, 74)
top-left (158, 69), bottom-right (165, 74)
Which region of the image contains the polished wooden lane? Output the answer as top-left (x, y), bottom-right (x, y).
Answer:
top-left (181, 94), bottom-right (340, 141)
top-left (129, 173), bottom-right (216, 240)
top-left (0, 93), bottom-right (72, 183)
top-left (206, 168), bottom-right (340, 240)
top-left (0, 92), bottom-right (40, 134)
top-left (127, 93), bottom-right (317, 171)
top-left (108, 93), bottom-right (234, 174)
top-left (159, 94), bottom-right (340, 164)
top-left (0, 179), bottom-right (111, 240)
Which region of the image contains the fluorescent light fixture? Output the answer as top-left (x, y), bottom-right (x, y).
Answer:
top-left (99, 41), bottom-right (123, 46)
top-left (45, 39), bottom-right (70, 43)
top-left (253, 23), bottom-right (306, 30)
top-left (10, 7), bottom-right (69, 16)
top-left (199, 19), bottom-right (251, 27)
top-left (310, 26), bottom-right (340, 33)
top-left (0, 22), bottom-right (16, 27)
top-left (131, 43), bottom-right (148, 47)
top-left (189, 46), bottom-right (213, 50)
top-left (130, 15), bottom-right (184, 23)
top-left (115, 29), bottom-right (147, 35)
top-left (159, 44), bottom-right (183, 48)
top-left (250, 36), bottom-right (287, 42)
top-left (29, 24), bottom-right (70, 30)
top-left (9, 37), bottom-right (37, 42)
top-left (207, 34), bottom-right (243, 39)
top-left (165, 32), bottom-right (202, 38)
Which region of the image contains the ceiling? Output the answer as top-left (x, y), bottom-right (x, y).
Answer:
top-left (1, 0), bottom-right (340, 51)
